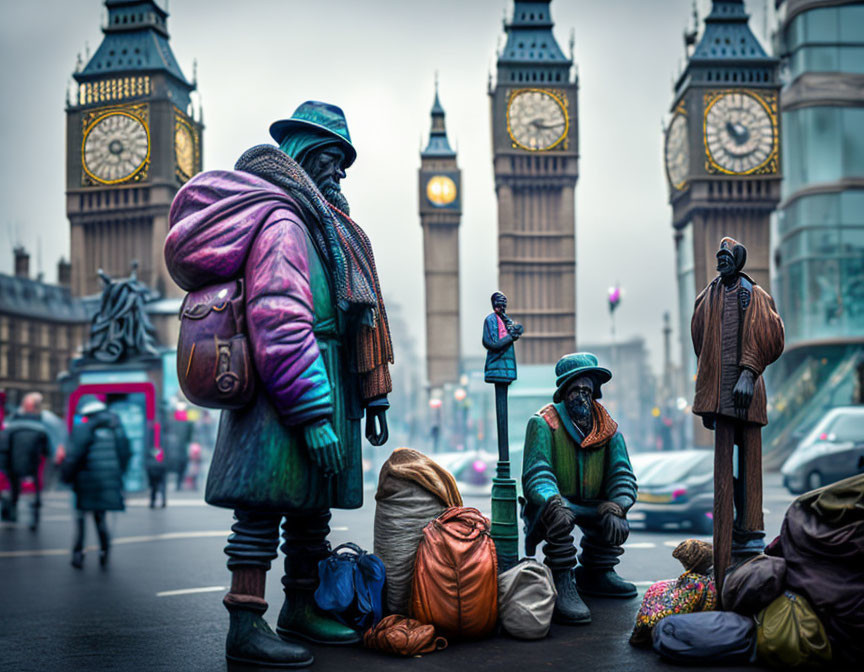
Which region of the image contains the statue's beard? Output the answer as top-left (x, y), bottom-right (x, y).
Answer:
top-left (567, 398), bottom-right (594, 432)
top-left (321, 182), bottom-right (350, 215)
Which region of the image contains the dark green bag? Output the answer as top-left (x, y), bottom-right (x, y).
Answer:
top-left (756, 591), bottom-right (832, 669)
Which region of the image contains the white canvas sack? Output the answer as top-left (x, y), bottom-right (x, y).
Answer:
top-left (374, 479), bottom-right (446, 615)
top-left (498, 559), bottom-right (558, 640)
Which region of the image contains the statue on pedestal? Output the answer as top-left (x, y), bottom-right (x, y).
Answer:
top-left (691, 237), bottom-right (784, 603)
top-left (482, 291), bottom-right (522, 572)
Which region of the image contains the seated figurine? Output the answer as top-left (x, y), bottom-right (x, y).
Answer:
top-left (521, 353), bottom-right (638, 625)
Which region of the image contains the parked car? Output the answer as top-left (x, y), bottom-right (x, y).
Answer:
top-left (781, 406), bottom-right (864, 494)
top-left (630, 450), bottom-right (714, 534)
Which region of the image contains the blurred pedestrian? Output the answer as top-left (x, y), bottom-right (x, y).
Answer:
top-left (146, 444), bottom-right (167, 508)
top-left (62, 399), bottom-right (131, 568)
top-left (186, 442), bottom-right (202, 491)
top-left (0, 393), bottom-right (52, 530)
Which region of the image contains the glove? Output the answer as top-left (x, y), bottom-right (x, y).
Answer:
top-left (733, 368), bottom-right (756, 419)
top-left (598, 501), bottom-right (630, 547)
top-left (303, 419), bottom-right (344, 475)
top-left (541, 495), bottom-right (576, 538)
top-left (365, 397), bottom-right (389, 446)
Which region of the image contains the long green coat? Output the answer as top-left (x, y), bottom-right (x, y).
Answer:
top-left (205, 216), bottom-right (362, 512)
top-left (521, 402), bottom-right (637, 554)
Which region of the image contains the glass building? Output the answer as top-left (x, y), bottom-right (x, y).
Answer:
top-left (767, 0), bottom-right (864, 466)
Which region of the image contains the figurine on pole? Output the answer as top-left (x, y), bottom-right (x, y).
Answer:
top-left (482, 291), bottom-right (522, 572)
top-left (691, 237), bottom-right (784, 604)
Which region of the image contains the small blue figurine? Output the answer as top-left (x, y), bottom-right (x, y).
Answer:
top-left (482, 291), bottom-right (523, 571)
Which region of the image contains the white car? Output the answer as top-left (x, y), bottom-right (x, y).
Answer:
top-left (781, 407), bottom-right (864, 494)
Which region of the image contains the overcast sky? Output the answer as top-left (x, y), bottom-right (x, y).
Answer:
top-left (0, 0), bottom-right (774, 374)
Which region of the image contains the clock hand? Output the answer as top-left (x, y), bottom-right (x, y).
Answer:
top-left (725, 121), bottom-right (750, 144)
top-left (530, 119), bottom-right (565, 130)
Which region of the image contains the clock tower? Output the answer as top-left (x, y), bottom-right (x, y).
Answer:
top-left (664, 0), bottom-right (780, 436)
top-left (489, 0), bottom-right (578, 365)
top-left (419, 82), bottom-right (461, 389)
top-left (66, 0), bottom-right (202, 329)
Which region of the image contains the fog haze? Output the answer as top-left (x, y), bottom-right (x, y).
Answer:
top-left (0, 0), bottom-right (774, 373)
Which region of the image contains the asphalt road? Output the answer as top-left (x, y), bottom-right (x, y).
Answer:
top-left (0, 475), bottom-right (796, 672)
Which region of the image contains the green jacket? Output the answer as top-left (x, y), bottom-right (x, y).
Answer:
top-left (205, 227), bottom-right (363, 512)
top-left (521, 402), bottom-right (637, 554)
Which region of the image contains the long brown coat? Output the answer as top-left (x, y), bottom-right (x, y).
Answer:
top-left (691, 274), bottom-right (785, 426)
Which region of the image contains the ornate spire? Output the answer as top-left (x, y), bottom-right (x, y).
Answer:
top-left (76, 0), bottom-right (192, 90)
top-left (422, 77), bottom-right (455, 158)
top-left (498, 0), bottom-right (570, 65)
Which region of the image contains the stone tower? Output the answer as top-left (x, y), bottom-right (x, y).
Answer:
top-left (66, 0), bottom-right (202, 341)
top-left (664, 0), bottom-right (781, 436)
top-left (489, 0), bottom-right (578, 365)
top-left (418, 81), bottom-right (462, 389)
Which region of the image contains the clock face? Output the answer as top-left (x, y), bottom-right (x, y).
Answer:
top-left (665, 113), bottom-right (689, 190)
top-left (175, 122), bottom-right (195, 178)
top-left (507, 89), bottom-right (568, 151)
top-left (704, 91), bottom-right (775, 174)
top-left (426, 175), bottom-right (457, 207)
top-left (82, 112), bottom-right (149, 184)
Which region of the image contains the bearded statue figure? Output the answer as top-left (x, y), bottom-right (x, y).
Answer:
top-left (691, 237), bottom-right (784, 604)
top-left (521, 353), bottom-right (638, 626)
top-left (165, 101), bottom-right (393, 668)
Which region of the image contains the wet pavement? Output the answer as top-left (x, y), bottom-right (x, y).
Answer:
top-left (0, 475), bottom-right (796, 671)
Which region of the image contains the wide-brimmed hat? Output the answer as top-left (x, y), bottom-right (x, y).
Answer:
top-left (269, 100), bottom-right (357, 168)
top-left (553, 352), bottom-right (612, 402)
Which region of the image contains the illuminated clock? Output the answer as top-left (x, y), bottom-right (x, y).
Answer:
top-left (426, 175), bottom-right (457, 207)
top-left (82, 111), bottom-right (149, 184)
top-left (704, 91), bottom-right (776, 175)
top-left (665, 113), bottom-right (689, 190)
top-left (506, 88), bottom-right (568, 151)
top-left (175, 121), bottom-right (195, 178)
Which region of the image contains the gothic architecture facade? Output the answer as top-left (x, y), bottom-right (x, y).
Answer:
top-left (66, 0), bottom-right (202, 342)
top-left (489, 0), bottom-right (579, 365)
top-left (418, 84), bottom-right (462, 389)
top-left (664, 0), bottom-right (781, 422)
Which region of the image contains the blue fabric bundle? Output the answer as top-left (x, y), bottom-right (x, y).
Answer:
top-left (652, 611), bottom-right (756, 665)
top-left (314, 542), bottom-right (386, 631)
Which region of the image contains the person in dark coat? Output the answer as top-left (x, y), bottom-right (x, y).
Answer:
top-left (62, 399), bottom-right (131, 568)
top-left (146, 444), bottom-right (167, 508)
top-left (0, 393), bottom-right (51, 530)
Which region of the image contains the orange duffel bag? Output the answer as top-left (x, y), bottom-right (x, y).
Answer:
top-left (411, 507), bottom-right (498, 639)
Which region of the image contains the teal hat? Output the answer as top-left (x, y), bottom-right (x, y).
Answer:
top-left (553, 352), bottom-right (612, 402)
top-left (269, 101), bottom-right (357, 168)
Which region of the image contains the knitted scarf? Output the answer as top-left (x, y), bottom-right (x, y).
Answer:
top-left (234, 145), bottom-right (393, 400)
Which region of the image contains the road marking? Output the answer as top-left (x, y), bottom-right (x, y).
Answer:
top-left (0, 530), bottom-right (230, 558)
top-left (126, 498), bottom-right (209, 507)
top-left (331, 526), bottom-right (348, 532)
top-left (623, 542), bottom-right (656, 549)
top-left (157, 586), bottom-right (225, 597)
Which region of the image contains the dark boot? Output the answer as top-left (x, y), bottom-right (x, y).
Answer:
top-left (28, 501), bottom-right (40, 532)
top-left (543, 525), bottom-right (591, 625)
top-left (224, 567), bottom-right (313, 668)
top-left (71, 513), bottom-right (85, 568)
top-left (551, 568), bottom-right (592, 624)
top-left (225, 602), bottom-right (313, 668)
top-left (277, 512), bottom-right (361, 646)
top-left (574, 565), bottom-right (637, 598)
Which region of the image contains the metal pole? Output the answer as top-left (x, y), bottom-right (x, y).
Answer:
top-left (490, 382), bottom-right (518, 572)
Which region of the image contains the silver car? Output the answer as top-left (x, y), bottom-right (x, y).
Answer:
top-left (781, 407), bottom-right (864, 494)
